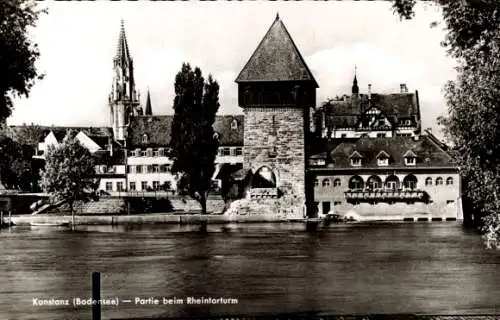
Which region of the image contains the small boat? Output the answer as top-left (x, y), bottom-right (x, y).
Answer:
top-left (30, 221), bottom-right (70, 227)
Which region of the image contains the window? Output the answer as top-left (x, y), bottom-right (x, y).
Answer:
top-left (105, 182), bottom-right (112, 191)
top-left (153, 165), bottom-right (159, 173)
top-left (147, 165), bottom-right (153, 173)
top-left (117, 182), bottom-right (124, 192)
top-left (378, 120), bottom-right (385, 126)
top-left (102, 166), bottom-right (107, 173)
top-left (140, 150), bottom-right (147, 157)
top-left (141, 181), bottom-right (148, 190)
top-left (129, 182), bottom-right (136, 191)
top-left (403, 175), bottom-right (417, 190)
top-left (153, 149), bottom-right (159, 157)
top-left (222, 148), bottom-right (231, 156)
top-left (425, 177), bottom-right (433, 186)
top-left (446, 177), bottom-right (454, 185)
top-left (127, 165), bottom-right (134, 174)
top-left (136, 165), bottom-right (142, 174)
top-left (341, 134), bottom-right (347, 138)
top-left (153, 181), bottom-right (160, 190)
top-left (334, 201), bottom-right (342, 206)
top-left (235, 147), bottom-right (243, 156)
top-left (160, 165), bottom-right (166, 173)
top-left (146, 148), bottom-right (153, 157)
top-left (447, 200), bottom-right (455, 204)
top-left (333, 178), bottom-right (341, 187)
top-left (349, 176), bottom-right (364, 190)
top-left (377, 133), bottom-right (386, 138)
top-left (158, 148), bottom-right (165, 157)
top-left (314, 179), bottom-right (319, 187)
top-left (322, 179), bottom-right (331, 187)
top-left (405, 157), bottom-right (416, 166)
top-left (142, 134), bottom-right (148, 144)
top-left (436, 177), bottom-right (444, 185)
top-left (351, 158), bottom-right (362, 167)
top-left (377, 158), bottom-right (388, 166)
top-left (231, 119), bottom-right (238, 130)
top-left (367, 176), bottom-right (382, 190)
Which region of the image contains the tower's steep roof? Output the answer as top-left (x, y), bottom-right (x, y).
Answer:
top-left (114, 19), bottom-right (131, 65)
top-left (236, 15), bottom-right (318, 87)
top-left (144, 90), bottom-right (153, 116)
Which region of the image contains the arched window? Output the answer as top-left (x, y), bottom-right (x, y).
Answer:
top-left (425, 177), bottom-right (433, 186)
top-left (252, 166), bottom-right (277, 188)
top-left (366, 175), bottom-right (382, 190)
top-left (348, 176), bottom-right (364, 190)
top-left (314, 179), bottom-right (319, 187)
top-left (333, 178), bottom-right (341, 187)
top-left (403, 174), bottom-right (418, 190)
top-left (385, 175), bottom-right (400, 190)
top-left (322, 179), bottom-right (331, 187)
top-left (142, 134), bottom-right (148, 144)
top-left (446, 177), bottom-right (454, 185)
top-left (436, 177), bottom-right (444, 186)
top-left (231, 119), bottom-right (238, 130)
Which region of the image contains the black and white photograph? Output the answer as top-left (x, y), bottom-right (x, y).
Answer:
top-left (1, 0), bottom-right (499, 319)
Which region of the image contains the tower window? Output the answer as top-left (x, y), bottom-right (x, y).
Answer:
top-left (231, 119), bottom-right (238, 130)
top-left (142, 134), bottom-right (148, 144)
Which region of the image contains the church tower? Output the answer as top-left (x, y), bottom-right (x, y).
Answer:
top-left (235, 14), bottom-right (318, 219)
top-left (108, 20), bottom-right (140, 142)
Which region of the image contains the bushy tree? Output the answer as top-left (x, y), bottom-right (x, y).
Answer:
top-left (0, 0), bottom-right (46, 123)
top-left (40, 132), bottom-right (98, 224)
top-left (170, 63), bottom-right (220, 214)
top-left (392, 0), bottom-right (500, 245)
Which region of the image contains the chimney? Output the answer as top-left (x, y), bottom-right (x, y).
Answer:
top-left (108, 136), bottom-right (113, 156)
top-left (400, 83), bottom-right (408, 93)
top-left (368, 84), bottom-right (372, 99)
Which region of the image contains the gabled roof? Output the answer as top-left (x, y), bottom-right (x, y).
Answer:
top-left (93, 149), bottom-right (126, 166)
top-left (127, 115), bottom-right (244, 148)
top-left (235, 14), bottom-right (318, 87)
top-left (349, 150), bottom-right (363, 159)
top-left (376, 150), bottom-right (390, 159)
top-left (403, 150), bottom-right (417, 158)
top-left (318, 92), bottom-right (419, 130)
top-left (326, 136), bottom-right (454, 169)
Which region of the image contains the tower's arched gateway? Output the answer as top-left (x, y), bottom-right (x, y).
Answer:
top-left (235, 14), bottom-right (318, 219)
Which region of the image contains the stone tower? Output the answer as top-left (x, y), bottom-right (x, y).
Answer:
top-left (235, 14), bottom-right (318, 219)
top-left (108, 20), bottom-right (140, 142)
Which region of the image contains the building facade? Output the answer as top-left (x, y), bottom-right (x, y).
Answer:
top-left (13, 17), bottom-right (461, 220)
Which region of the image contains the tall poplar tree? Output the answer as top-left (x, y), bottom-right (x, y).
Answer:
top-left (170, 63), bottom-right (220, 214)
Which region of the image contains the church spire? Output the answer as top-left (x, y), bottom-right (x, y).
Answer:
top-left (352, 65), bottom-right (359, 95)
top-left (145, 88), bottom-right (152, 116)
top-left (114, 19), bottom-right (131, 67)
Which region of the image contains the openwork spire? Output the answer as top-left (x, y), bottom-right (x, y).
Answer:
top-left (114, 19), bottom-right (131, 65)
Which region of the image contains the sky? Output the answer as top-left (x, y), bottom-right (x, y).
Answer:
top-left (9, 1), bottom-right (456, 139)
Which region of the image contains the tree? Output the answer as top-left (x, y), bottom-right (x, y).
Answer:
top-left (170, 63), bottom-right (220, 214)
top-left (0, 132), bottom-right (41, 191)
top-left (392, 0), bottom-right (500, 244)
top-left (0, 0), bottom-right (46, 124)
top-left (40, 131), bottom-right (98, 225)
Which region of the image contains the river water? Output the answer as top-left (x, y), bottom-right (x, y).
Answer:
top-left (0, 222), bottom-right (499, 319)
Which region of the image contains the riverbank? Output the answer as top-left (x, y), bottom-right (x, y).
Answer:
top-left (7, 212), bottom-right (462, 226)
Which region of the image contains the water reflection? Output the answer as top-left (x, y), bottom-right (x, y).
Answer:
top-left (0, 223), bottom-right (499, 319)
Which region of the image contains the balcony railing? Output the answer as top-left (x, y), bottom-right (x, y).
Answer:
top-left (344, 188), bottom-right (427, 200)
top-left (250, 188), bottom-right (278, 199)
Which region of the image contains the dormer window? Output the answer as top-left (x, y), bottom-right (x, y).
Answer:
top-left (376, 151), bottom-right (390, 166)
top-left (142, 134), bottom-right (148, 144)
top-left (403, 150), bottom-right (417, 166)
top-left (231, 119), bottom-right (238, 130)
top-left (349, 151), bottom-right (363, 167)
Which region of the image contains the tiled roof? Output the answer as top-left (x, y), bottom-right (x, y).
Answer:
top-left (327, 135), bottom-right (453, 168)
top-left (214, 115), bottom-right (244, 146)
top-left (93, 149), bottom-right (126, 166)
top-left (318, 92), bottom-right (419, 129)
top-left (235, 15), bottom-right (318, 87)
top-left (127, 116), bottom-right (173, 148)
top-left (127, 115), bottom-right (244, 148)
